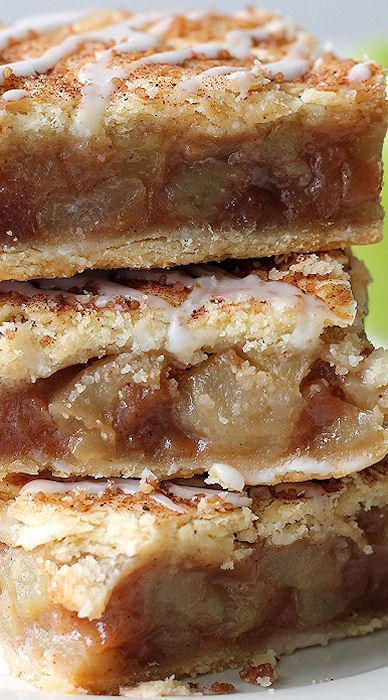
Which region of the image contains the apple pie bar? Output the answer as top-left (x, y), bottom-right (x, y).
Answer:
top-left (1, 463), bottom-right (388, 693)
top-left (0, 250), bottom-right (387, 484)
top-left (0, 9), bottom-right (386, 279)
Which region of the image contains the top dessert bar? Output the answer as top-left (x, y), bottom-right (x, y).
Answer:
top-left (0, 8), bottom-right (386, 280)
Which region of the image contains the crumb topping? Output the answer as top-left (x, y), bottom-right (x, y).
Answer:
top-left (0, 8), bottom-right (384, 136)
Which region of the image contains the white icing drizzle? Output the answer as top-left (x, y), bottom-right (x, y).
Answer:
top-left (229, 26), bottom-right (269, 43)
top-left (0, 18), bottom-right (162, 86)
top-left (205, 463), bottom-right (245, 492)
top-left (0, 265), bottom-right (331, 363)
top-left (0, 9), bottom-right (92, 51)
top-left (131, 19), bottom-right (292, 67)
top-left (0, 33), bottom-right (80, 84)
top-left (197, 65), bottom-right (246, 76)
top-left (93, 279), bottom-right (170, 313)
top-left (177, 65), bottom-right (249, 96)
top-left (270, 481), bottom-right (329, 499)
top-left (146, 15), bottom-right (176, 37)
top-left (20, 478), bottom-right (128, 496)
top-left (264, 56), bottom-right (309, 81)
top-left (226, 67), bottom-right (260, 99)
top-left (222, 30), bottom-right (255, 61)
top-left (176, 54), bottom-right (309, 98)
top-left (222, 19), bottom-right (290, 58)
top-left (263, 18), bottom-right (292, 38)
top-left (74, 25), bottom-right (163, 135)
top-left (244, 454), bottom-right (371, 486)
top-left (141, 47), bottom-right (198, 64)
top-left (114, 31), bottom-right (159, 54)
top-left (19, 477), bottom-right (185, 513)
top-left (161, 270), bottom-right (329, 360)
top-left (1, 88), bottom-right (28, 101)
top-left (0, 19), bottom-right (159, 86)
top-left (166, 482), bottom-right (251, 507)
top-left (86, 21), bottom-right (156, 46)
top-left (150, 492), bottom-right (185, 513)
top-left (18, 477), bottom-right (252, 511)
top-left (146, 11), bottom-right (214, 37)
top-left (73, 16), bottom-right (308, 123)
top-left (348, 60), bottom-right (374, 82)
top-left (0, 278), bottom-right (89, 302)
top-left (75, 52), bottom-right (127, 135)
top-left (117, 268), bottom-right (195, 285)
top-left (121, 11), bottom-right (176, 31)
top-left (0, 8), bottom-right (309, 125)
top-left (0, 280), bottom-right (52, 297)
top-left (117, 36), bottom-right (253, 67)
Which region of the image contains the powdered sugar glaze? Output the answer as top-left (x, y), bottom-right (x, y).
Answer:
top-left (19, 476), bottom-right (251, 509)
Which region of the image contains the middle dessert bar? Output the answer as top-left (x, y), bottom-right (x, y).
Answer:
top-left (0, 250), bottom-right (387, 484)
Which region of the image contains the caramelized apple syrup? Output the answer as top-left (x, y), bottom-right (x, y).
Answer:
top-left (1, 508), bottom-right (388, 693)
top-left (0, 122), bottom-right (383, 246)
top-left (0, 345), bottom-right (384, 479)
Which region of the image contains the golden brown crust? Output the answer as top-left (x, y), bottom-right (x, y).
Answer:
top-left (0, 220), bottom-right (382, 282)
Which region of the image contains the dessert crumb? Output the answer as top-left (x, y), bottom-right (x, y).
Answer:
top-left (120, 677), bottom-right (238, 696)
top-left (209, 681), bottom-right (235, 694)
top-left (240, 660), bottom-right (278, 688)
top-left (120, 676), bottom-right (203, 696)
top-left (139, 468), bottom-right (159, 494)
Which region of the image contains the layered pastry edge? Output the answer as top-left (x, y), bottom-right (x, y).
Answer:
top-left (0, 221), bottom-right (383, 283)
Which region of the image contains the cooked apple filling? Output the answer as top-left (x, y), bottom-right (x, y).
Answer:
top-left (0, 252), bottom-right (386, 483)
top-left (0, 346), bottom-right (387, 485)
top-left (0, 466), bottom-right (388, 693)
top-left (0, 125), bottom-right (383, 279)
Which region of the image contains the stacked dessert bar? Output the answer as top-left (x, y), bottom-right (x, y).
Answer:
top-left (0, 7), bottom-right (386, 694)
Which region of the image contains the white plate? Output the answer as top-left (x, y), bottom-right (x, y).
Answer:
top-left (1, 631), bottom-right (388, 699)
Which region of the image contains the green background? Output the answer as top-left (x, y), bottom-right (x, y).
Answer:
top-left (354, 40), bottom-right (387, 343)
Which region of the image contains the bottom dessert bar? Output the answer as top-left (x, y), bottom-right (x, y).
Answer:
top-left (1, 466), bottom-right (388, 694)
